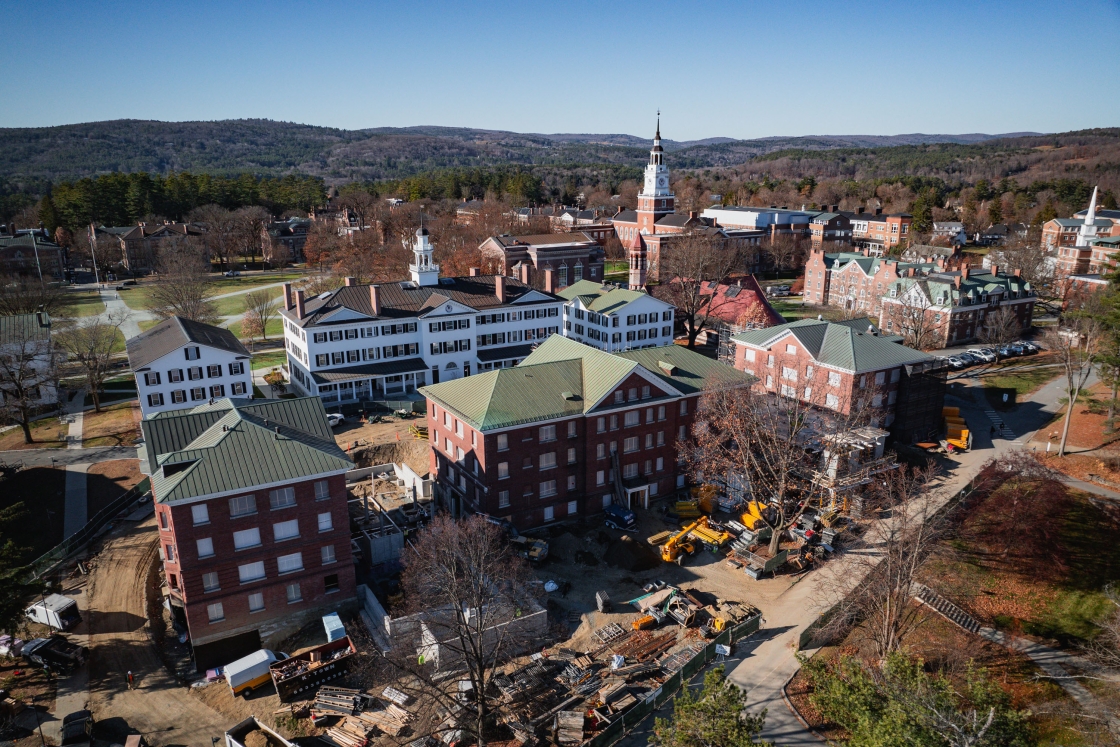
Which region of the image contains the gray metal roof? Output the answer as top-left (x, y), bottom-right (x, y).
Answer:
top-left (733, 318), bottom-right (931, 373)
top-left (126, 316), bottom-right (249, 370)
top-left (141, 397), bottom-right (351, 503)
top-left (0, 312), bottom-right (51, 346)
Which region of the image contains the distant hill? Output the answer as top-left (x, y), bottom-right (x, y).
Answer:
top-left (0, 119), bottom-right (1038, 184)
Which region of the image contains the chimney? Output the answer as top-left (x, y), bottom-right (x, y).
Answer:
top-left (370, 285), bottom-right (381, 315)
top-left (908, 268), bottom-right (916, 277)
top-left (689, 211), bottom-right (697, 220)
top-left (990, 264), bottom-right (999, 277)
top-left (295, 290), bottom-right (305, 319)
top-left (857, 206), bottom-right (865, 214)
top-left (544, 267), bottom-right (555, 294)
top-left (282, 283), bottom-right (293, 310)
top-left (874, 207), bottom-right (883, 216)
top-left (1014, 268), bottom-right (1022, 278)
top-left (496, 275), bottom-right (506, 304)
top-left (344, 276), bottom-right (356, 286)
top-left (520, 263), bottom-right (531, 285)
top-left (955, 275), bottom-right (962, 289)
top-left (962, 266), bottom-right (970, 281)
top-left (469, 267), bottom-right (480, 277)
top-left (832, 205), bottom-right (839, 212)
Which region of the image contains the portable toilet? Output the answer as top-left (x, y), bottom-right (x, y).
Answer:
top-left (323, 612), bottom-right (345, 642)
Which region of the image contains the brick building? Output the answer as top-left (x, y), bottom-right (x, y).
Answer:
top-left (93, 222), bottom-right (207, 274)
top-left (0, 230), bottom-right (65, 281)
top-left (879, 266), bottom-right (1035, 349)
top-left (731, 317), bottom-right (945, 443)
top-left (1044, 188), bottom-right (1120, 276)
top-left (849, 208), bottom-right (912, 253)
top-left (808, 210), bottom-right (852, 248)
top-left (478, 232), bottom-right (606, 288)
top-left (140, 397), bottom-right (355, 669)
top-left (802, 248), bottom-right (958, 317)
top-left (418, 335), bottom-right (752, 530)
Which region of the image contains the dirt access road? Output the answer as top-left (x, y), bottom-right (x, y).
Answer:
top-left (86, 518), bottom-right (229, 746)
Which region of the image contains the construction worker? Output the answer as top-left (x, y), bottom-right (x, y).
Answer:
top-left (127, 670), bottom-right (135, 690)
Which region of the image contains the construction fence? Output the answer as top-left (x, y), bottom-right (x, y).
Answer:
top-left (585, 612), bottom-right (761, 747)
top-left (26, 477), bottom-right (151, 581)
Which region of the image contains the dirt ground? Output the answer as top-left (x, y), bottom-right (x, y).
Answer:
top-left (84, 518), bottom-right (230, 746)
top-left (86, 459), bottom-right (143, 516)
top-left (82, 402), bottom-right (141, 448)
top-left (1030, 382), bottom-right (1119, 452)
top-left (335, 420), bottom-right (430, 475)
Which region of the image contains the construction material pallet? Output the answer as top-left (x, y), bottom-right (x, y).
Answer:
top-left (593, 623), bottom-right (627, 644)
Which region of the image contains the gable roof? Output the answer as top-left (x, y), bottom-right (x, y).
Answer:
top-left (126, 316), bottom-right (249, 370)
top-left (611, 210), bottom-right (638, 224)
top-left (557, 280), bottom-right (659, 314)
top-left (420, 336), bottom-right (751, 431)
top-left (288, 276), bottom-right (561, 328)
top-left (0, 312), bottom-right (51, 346)
top-left (486, 233), bottom-right (598, 248)
top-left (140, 397), bottom-right (351, 504)
top-left (733, 317), bottom-right (929, 373)
top-left (887, 269), bottom-right (1033, 305)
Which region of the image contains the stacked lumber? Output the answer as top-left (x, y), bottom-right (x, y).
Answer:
top-left (598, 679), bottom-right (626, 705)
top-left (359, 701), bottom-right (413, 736)
top-left (314, 686), bottom-right (367, 716)
top-left (327, 717), bottom-right (371, 747)
top-left (556, 710), bottom-right (585, 745)
top-left (381, 686), bottom-right (412, 706)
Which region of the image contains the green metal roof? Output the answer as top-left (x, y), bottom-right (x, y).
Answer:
top-left (141, 397), bottom-right (352, 503)
top-left (557, 280), bottom-right (650, 314)
top-left (420, 336), bottom-right (752, 431)
top-left (887, 270), bottom-right (1032, 306)
top-left (733, 318), bottom-right (932, 374)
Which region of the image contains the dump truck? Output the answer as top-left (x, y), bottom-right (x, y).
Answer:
top-left (226, 649), bottom-right (287, 696)
top-left (661, 519), bottom-right (700, 564)
top-left (22, 636), bottom-right (87, 673)
top-left (226, 716), bottom-right (297, 747)
top-left (25, 595), bottom-right (82, 632)
top-left (269, 636), bottom-right (357, 702)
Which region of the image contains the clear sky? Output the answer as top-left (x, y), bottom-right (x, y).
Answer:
top-left (2, 0), bottom-right (1118, 140)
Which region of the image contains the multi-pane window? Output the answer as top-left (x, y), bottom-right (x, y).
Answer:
top-left (540, 480), bottom-right (557, 497)
top-left (171, 390), bottom-right (187, 403)
top-left (273, 520), bottom-right (300, 541)
top-left (278, 553), bottom-right (304, 574)
top-left (229, 495), bottom-right (256, 517)
top-left (196, 538), bottom-right (214, 558)
top-left (498, 462), bottom-right (509, 479)
top-left (623, 437), bottom-right (639, 453)
top-left (229, 362), bottom-right (245, 375)
top-left (567, 421), bottom-right (577, 437)
top-left (202, 572), bottom-right (220, 592)
top-left (498, 490), bottom-right (510, 508)
top-left (286, 583), bottom-right (302, 603)
top-left (596, 470), bottom-right (605, 486)
top-left (169, 369), bottom-right (184, 382)
top-left (188, 366), bottom-right (203, 380)
top-left (597, 418), bottom-right (606, 433)
top-left (269, 487), bottom-right (296, 510)
top-left (623, 463), bottom-right (638, 479)
top-left (233, 527), bottom-right (261, 550)
top-left (209, 384), bottom-right (225, 398)
top-left (567, 447), bottom-right (576, 464)
top-left (828, 372), bottom-right (842, 386)
top-left (207, 365), bottom-right (222, 378)
top-left (191, 387), bottom-right (206, 400)
top-left (147, 393), bottom-right (164, 407)
top-left (567, 475), bottom-right (576, 491)
top-left (317, 512), bottom-right (333, 532)
top-left (192, 504), bottom-right (209, 525)
top-left (322, 545), bottom-right (337, 564)
top-left (596, 443), bottom-right (606, 459)
top-left (207, 602), bottom-right (224, 622)
top-left (315, 480), bottom-right (330, 501)
top-left (231, 382), bottom-right (247, 395)
top-left (624, 411), bottom-right (639, 427)
top-left (144, 372), bottom-right (161, 386)
top-left (497, 434), bottom-right (508, 451)
top-left (239, 561), bottom-right (266, 583)
top-left (539, 452), bottom-right (557, 470)
top-left (539, 424), bottom-right (556, 442)
top-left (248, 593), bottom-right (265, 613)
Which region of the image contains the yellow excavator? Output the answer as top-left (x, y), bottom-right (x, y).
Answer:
top-left (661, 519), bottom-right (701, 564)
top-left (740, 501), bottom-right (769, 530)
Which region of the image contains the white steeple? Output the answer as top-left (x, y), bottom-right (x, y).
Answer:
top-left (1076, 186), bottom-right (1100, 248)
top-left (409, 224), bottom-right (440, 286)
top-left (641, 115), bottom-right (672, 199)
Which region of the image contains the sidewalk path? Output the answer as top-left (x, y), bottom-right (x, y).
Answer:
top-left (65, 389), bottom-right (86, 450)
top-left (0, 446), bottom-right (139, 468)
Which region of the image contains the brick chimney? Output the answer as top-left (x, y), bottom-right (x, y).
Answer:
top-left (544, 267), bottom-right (555, 294)
top-left (1014, 268), bottom-right (1022, 278)
top-left (689, 211), bottom-right (697, 220)
top-left (519, 263), bottom-right (531, 285)
top-left (990, 264), bottom-right (999, 277)
top-left (874, 207), bottom-right (883, 216)
top-left (344, 276), bottom-right (356, 286)
top-left (370, 285), bottom-right (381, 315)
top-left (469, 267), bottom-right (480, 277)
top-left (495, 275), bottom-right (506, 304)
top-left (962, 266), bottom-right (970, 281)
top-left (295, 290), bottom-right (305, 319)
top-left (857, 206), bottom-right (865, 214)
top-left (283, 282), bottom-right (293, 310)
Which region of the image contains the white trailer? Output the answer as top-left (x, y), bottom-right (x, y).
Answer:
top-left (25, 594), bottom-right (81, 631)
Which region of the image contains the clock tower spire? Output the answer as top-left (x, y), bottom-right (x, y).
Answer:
top-left (637, 114), bottom-right (674, 235)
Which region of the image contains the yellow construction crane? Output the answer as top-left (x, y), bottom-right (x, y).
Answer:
top-left (661, 519), bottom-right (701, 564)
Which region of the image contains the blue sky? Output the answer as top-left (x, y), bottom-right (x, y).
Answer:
top-left (2, 0), bottom-right (1118, 140)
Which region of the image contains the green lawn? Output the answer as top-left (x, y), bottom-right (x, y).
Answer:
top-left (228, 317), bottom-right (284, 341)
top-left (116, 286), bottom-right (156, 311)
top-left (251, 350), bottom-right (289, 370)
top-left (138, 319), bottom-right (160, 332)
top-left (208, 272), bottom-right (303, 293)
top-left (984, 364), bottom-right (1061, 396)
top-left (62, 293), bottom-right (106, 318)
top-left (212, 287), bottom-right (283, 317)
top-left (115, 273), bottom-right (299, 312)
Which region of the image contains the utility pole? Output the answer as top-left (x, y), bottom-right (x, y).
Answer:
top-left (87, 223), bottom-right (101, 293)
top-left (30, 230), bottom-right (44, 285)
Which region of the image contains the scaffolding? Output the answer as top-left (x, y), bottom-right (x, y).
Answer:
top-left (892, 358), bottom-right (949, 444)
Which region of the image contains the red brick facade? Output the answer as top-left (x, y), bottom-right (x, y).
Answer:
top-left (156, 474), bottom-right (355, 647)
top-left (426, 373), bottom-right (699, 529)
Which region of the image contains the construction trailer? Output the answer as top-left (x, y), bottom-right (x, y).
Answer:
top-left (892, 358), bottom-right (948, 445)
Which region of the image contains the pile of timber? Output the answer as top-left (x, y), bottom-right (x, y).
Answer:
top-left (327, 716), bottom-right (374, 747)
top-left (314, 686), bottom-right (369, 716)
top-left (556, 710), bottom-right (585, 745)
top-left (360, 700), bottom-right (413, 736)
top-left (612, 631), bottom-right (676, 662)
top-left (381, 686), bottom-right (412, 706)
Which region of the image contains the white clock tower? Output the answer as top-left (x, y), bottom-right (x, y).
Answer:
top-left (409, 225), bottom-right (440, 287)
top-left (636, 118), bottom-right (675, 235)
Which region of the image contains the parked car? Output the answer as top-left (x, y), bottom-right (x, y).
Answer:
top-left (946, 356), bottom-right (967, 370)
top-left (998, 345), bottom-right (1015, 358)
top-left (957, 352), bottom-right (979, 365)
top-left (1019, 341), bottom-right (1039, 353)
top-left (967, 348), bottom-right (996, 363)
top-left (326, 413), bottom-right (345, 428)
top-left (223, 270), bottom-right (242, 277)
top-left (60, 710), bottom-right (93, 747)
top-left (1009, 343), bottom-right (1026, 356)
top-left (767, 285), bottom-right (791, 297)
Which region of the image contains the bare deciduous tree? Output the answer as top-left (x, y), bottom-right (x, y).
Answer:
top-left (242, 289), bottom-right (279, 343)
top-left (818, 462), bottom-right (944, 660)
top-left (189, 204), bottom-right (238, 271)
top-left (979, 305), bottom-right (1021, 361)
top-left (0, 275), bottom-right (68, 317)
top-left (55, 310), bottom-right (128, 413)
top-left (880, 283), bottom-right (942, 351)
top-left (762, 234), bottom-right (805, 273)
top-left (1046, 312), bottom-right (1103, 457)
top-left (149, 237), bottom-right (219, 325)
top-left (384, 515), bottom-right (540, 747)
top-left (656, 233), bottom-right (742, 349)
top-left (233, 205), bottom-right (271, 267)
top-left (338, 190), bottom-right (380, 231)
top-left (0, 313), bottom-right (58, 443)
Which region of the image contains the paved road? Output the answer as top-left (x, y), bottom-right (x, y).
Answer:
top-left (0, 445), bottom-right (138, 467)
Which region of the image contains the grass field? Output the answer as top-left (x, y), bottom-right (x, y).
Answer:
top-left (251, 350), bottom-right (288, 370)
top-left (228, 317), bottom-right (283, 341)
top-left (62, 293), bottom-right (106, 318)
top-left (0, 416), bottom-right (69, 449)
top-left (116, 272), bottom-right (301, 313)
top-left (138, 319), bottom-right (160, 332)
top-left (212, 287), bottom-right (283, 317)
